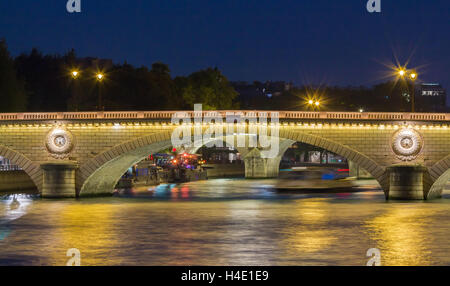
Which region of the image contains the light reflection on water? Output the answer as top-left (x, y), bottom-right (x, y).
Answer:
top-left (364, 206), bottom-right (435, 266)
top-left (1, 178), bottom-right (450, 266)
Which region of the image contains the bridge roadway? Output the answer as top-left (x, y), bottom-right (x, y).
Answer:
top-left (1, 110), bottom-right (450, 200)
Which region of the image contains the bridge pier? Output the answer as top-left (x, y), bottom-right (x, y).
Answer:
top-left (386, 165), bottom-right (428, 200)
top-left (242, 139), bottom-right (294, 179)
top-left (41, 161), bottom-right (78, 198)
top-left (244, 148), bottom-right (281, 178)
top-left (348, 161), bottom-right (372, 179)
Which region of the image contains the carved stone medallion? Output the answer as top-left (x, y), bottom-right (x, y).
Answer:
top-left (391, 128), bottom-right (423, 161)
top-left (46, 127), bottom-right (74, 159)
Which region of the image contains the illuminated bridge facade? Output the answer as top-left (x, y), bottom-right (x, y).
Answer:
top-left (1, 110), bottom-right (450, 200)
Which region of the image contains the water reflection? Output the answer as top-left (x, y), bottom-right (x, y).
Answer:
top-left (0, 195), bottom-right (33, 241)
top-left (50, 203), bottom-right (119, 266)
top-left (115, 179), bottom-right (278, 201)
top-left (1, 179), bottom-right (450, 265)
top-left (220, 201), bottom-right (272, 265)
top-left (285, 200), bottom-right (336, 254)
top-left (364, 205), bottom-right (436, 266)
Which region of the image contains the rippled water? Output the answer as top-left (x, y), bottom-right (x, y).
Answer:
top-left (1, 178), bottom-right (450, 266)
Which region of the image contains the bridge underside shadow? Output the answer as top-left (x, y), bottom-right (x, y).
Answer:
top-left (0, 145), bottom-right (43, 193)
top-left (78, 140), bottom-right (172, 196)
top-left (184, 135), bottom-right (296, 179)
top-left (75, 131), bottom-right (391, 198)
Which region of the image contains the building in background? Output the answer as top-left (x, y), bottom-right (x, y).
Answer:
top-left (0, 156), bottom-right (8, 166)
top-left (0, 156), bottom-right (20, 171)
top-left (231, 81), bottom-right (293, 109)
top-left (416, 83), bottom-right (447, 112)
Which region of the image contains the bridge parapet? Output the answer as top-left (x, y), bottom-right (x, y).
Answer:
top-left (1, 111), bottom-right (450, 122)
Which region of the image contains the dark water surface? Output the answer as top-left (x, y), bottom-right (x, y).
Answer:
top-left (1, 178), bottom-right (450, 266)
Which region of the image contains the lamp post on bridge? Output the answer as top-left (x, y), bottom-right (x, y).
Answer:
top-left (70, 70), bottom-right (80, 111)
top-left (307, 99), bottom-right (321, 110)
top-left (71, 71), bottom-right (79, 79)
top-left (398, 68), bottom-right (419, 113)
top-left (96, 73), bottom-right (105, 111)
top-left (69, 69), bottom-right (107, 111)
top-left (409, 71), bottom-right (418, 113)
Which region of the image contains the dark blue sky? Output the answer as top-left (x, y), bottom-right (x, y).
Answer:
top-left (1, 0), bottom-right (449, 89)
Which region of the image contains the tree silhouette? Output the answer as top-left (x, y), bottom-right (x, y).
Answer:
top-left (0, 39), bottom-right (27, 112)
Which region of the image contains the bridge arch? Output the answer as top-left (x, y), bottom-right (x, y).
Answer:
top-left (427, 155), bottom-right (450, 199)
top-left (184, 136), bottom-right (241, 154)
top-left (77, 129), bottom-right (388, 196)
top-left (184, 134), bottom-right (261, 158)
top-left (77, 131), bottom-right (173, 196)
top-left (78, 132), bottom-right (257, 196)
top-left (278, 130), bottom-right (389, 192)
top-left (0, 145), bottom-right (43, 192)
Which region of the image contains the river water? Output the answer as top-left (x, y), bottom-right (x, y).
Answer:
top-left (1, 178), bottom-right (450, 266)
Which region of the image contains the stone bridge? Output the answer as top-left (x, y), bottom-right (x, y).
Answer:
top-left (1, 110), bottom-right (450, 200)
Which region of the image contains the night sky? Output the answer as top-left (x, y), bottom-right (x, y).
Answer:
top-left (1, 0), bottom-right (449, 90)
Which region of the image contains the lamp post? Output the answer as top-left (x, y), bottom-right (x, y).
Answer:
top-left (71, 70), bottom-right (79, 79)
top-left (409, 72), bottom-right (417, 113)
top-left (70, 70), bottom-right (80, 111)
top-left (307, 99), bottom-right (320, 110)
top-left (398, 68), bottom-right (419, 113)
top-left (96, 73), bottom-right (104, 111)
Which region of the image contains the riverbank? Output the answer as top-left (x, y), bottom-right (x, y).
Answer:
top-left (118, 164), bottom-right (244, 189)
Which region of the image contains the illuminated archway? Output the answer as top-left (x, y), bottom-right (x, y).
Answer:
top-left (427, 155), bottom-right (450, 199)
top-left (77, 130), bottom-right (388, 196)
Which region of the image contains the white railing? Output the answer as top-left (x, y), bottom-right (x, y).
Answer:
top-left (0, 111), bottom-right (450, 121)
top-left (0, 165), bottom-right (22, 171)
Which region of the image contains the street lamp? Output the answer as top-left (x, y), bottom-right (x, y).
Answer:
top-left (306, 99), bottom-right (320, 109)
top-left (96, 73), bottom-right (105, 111)
top-left (69, 70), bottom-right (81, 111)
top-left (397, 68), bottom-right (419, 113)
top-left (409, 71), bottom-right (418, 112)
top-left (71, 70), bottom-right (79, 79)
